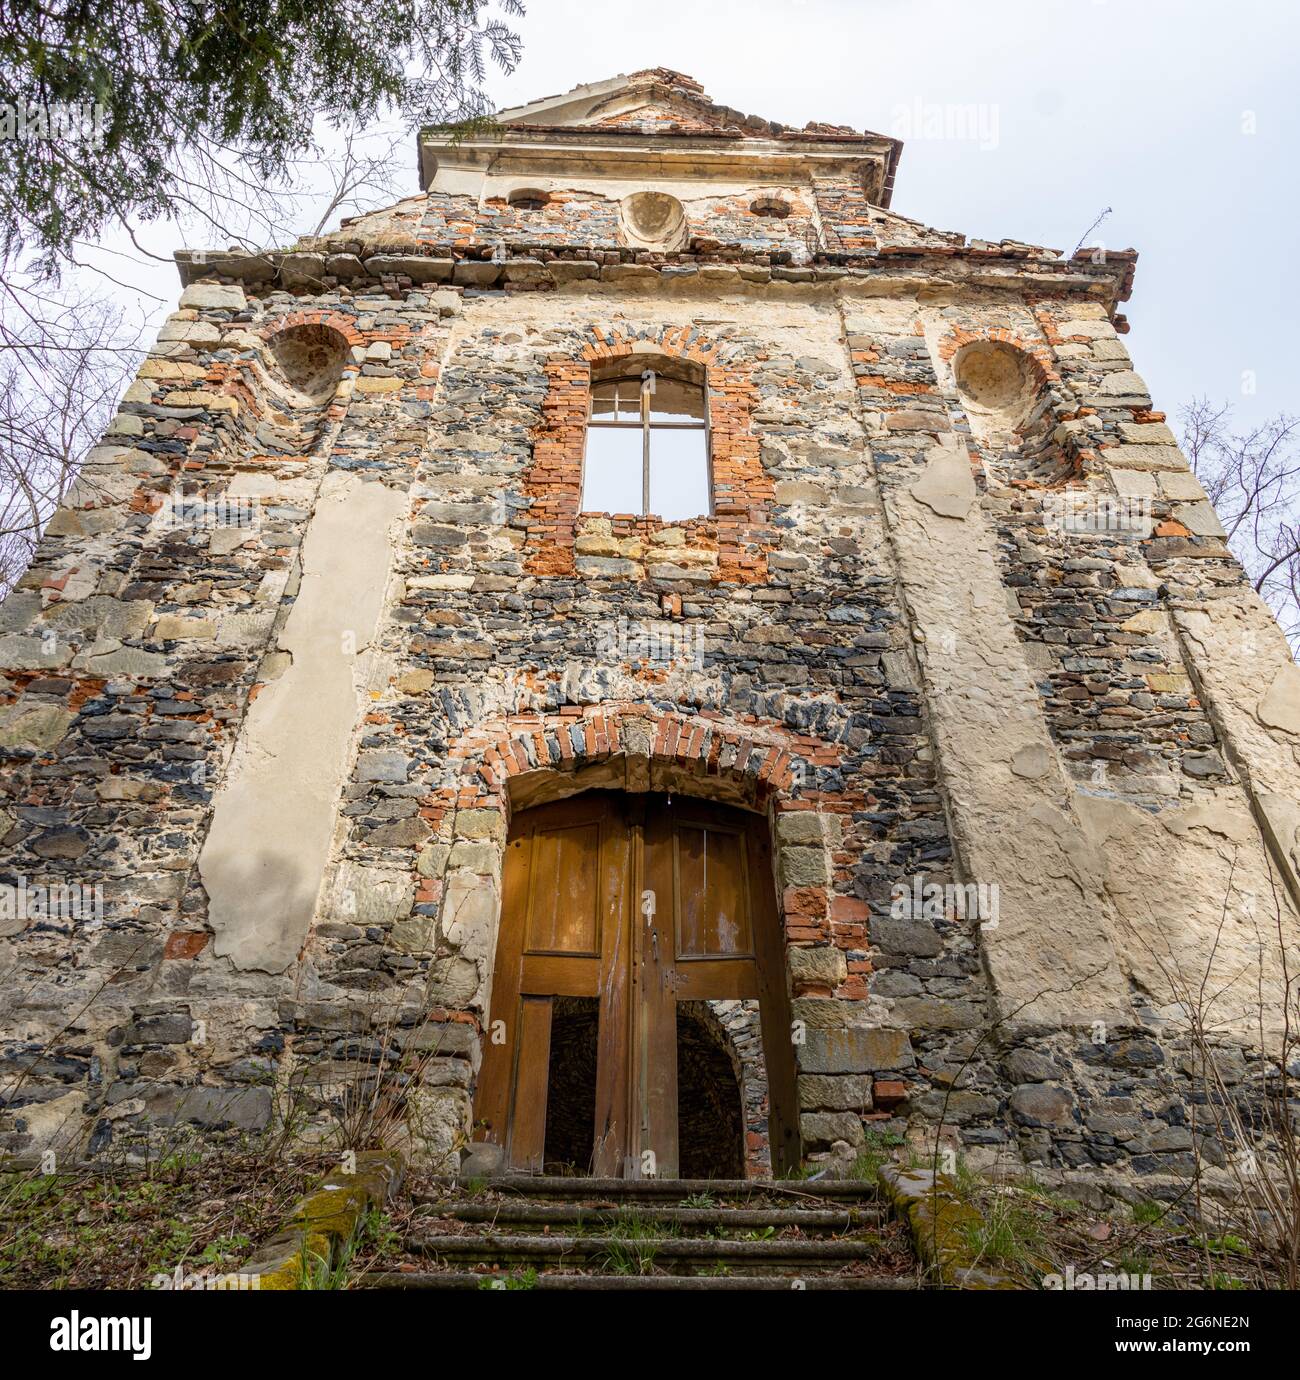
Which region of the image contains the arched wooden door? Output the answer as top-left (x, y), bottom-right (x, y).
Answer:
top-left (472, 792), bottom-right (799, 1178)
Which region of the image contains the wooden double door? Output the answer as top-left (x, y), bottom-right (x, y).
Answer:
top-left (473, 792), bottom-right (798, 1178)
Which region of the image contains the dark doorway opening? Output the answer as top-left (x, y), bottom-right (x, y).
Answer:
top-left (542, 996), bottom-right (599, 1174)
top-left (676, 1004), bottom-right (745, 1179)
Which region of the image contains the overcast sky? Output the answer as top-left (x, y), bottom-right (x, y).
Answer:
top-left (92, 0), bottom-right (1298, 433)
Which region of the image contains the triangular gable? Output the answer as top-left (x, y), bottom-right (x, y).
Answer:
top-left (497, 68), bottom-right (855, 140)
top-left (579, 91), bottom-right (745, 135)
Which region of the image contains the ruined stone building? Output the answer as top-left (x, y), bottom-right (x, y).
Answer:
top-left (2, 69), bottom-right (1298, 1194)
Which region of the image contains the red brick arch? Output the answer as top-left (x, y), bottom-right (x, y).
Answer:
top-left (428, 703), bottom-right (862, 961)
top-left (258, 309), bottom-right (367, 349)
top-left (464, 704), bottom-right (812, 805)
top-left (937, 325), bottom-right (1059, 387)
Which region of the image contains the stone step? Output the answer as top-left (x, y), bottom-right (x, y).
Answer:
top-left (425, 1175), bottom-right (880, 1203)
top-left (415, 1201), bottom-right (882, 1232)
top-left (361, 1270), bottom-right (919, 1291)
top-left (408, 1231), bottom-right (894, 1276)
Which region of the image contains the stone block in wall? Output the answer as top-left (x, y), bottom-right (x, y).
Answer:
top-left (439, 873), bottom-right (499, 967)
top-left (800, 1111), bottom-right (866, 1149)
top-left (325, 864), bottom-right (413, 928)
top-left (363, 255), bottom-right (453, 283)
top-left (775, 810), bottom-right (838, 845)
top-left (109, 1082), bottom-right (272, 1132)
top-left (787, 945), bottom-right (848, 988)
top-left (870, 915), bottom-right (943, 957)
top-left (179, 283), bottom-right (247, 310)
top-left (799, 1025), bottom-right (915, 1074)
top-left (779, 846), bottom-right (828, 887)
top-left (798, 1074), bottom-right (873, 1111)
top-left (1008, 1084), bottom-right (1077, 1129)
top-left (425, 955), bottom-right (482, 1008)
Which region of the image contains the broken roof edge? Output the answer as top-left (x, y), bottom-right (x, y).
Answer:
top-left (418, 68), bottom-right (906, 207)
top-left (491, 67), bottom-right (902, 150)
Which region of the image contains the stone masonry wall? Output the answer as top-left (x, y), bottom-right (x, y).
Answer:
top-left (1, 160), bottom-right (1297, 1204)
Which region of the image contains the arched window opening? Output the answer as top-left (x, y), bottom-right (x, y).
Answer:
top-left (582, 360), bottom-right (710, 522)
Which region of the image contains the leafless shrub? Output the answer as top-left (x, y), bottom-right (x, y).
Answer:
top-left (0, 271), bottom-right (146, 594)
top-left (1182, 397), bottom-right (1300, 652)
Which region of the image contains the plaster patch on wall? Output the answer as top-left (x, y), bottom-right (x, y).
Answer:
top-left (1010, 742), bottom-right (1053, 779)
top-left (1258, 794), bottom-right (1300, 883)
top-left (1160, 801), bottom-right (1255, 845)
top-left (199, 471), bottom-right (408, 972)
top-left (1258, 663), bottom-right (1300, 736)
top-left (1075, 791), bottom-right (1298, 1035)
top-left (1171, 593), bottom-right (1300, 914)
top-left (909, 442), bottom-right (976, 519)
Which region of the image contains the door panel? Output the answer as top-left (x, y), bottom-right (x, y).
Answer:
top-left (674, 820), bottom-right (753, 958)
top-left (638, 804), bottom-right (679, 1178)
top-left (509, 996), bottom-right (554, 1173)
top-left (476, 794), bottom-right (632, 1171)
top-left (524, 822), bottom-right (602, 956)
top-left (472, 792), bottom-right (800, 1178)
top-left (471, 820), bottom-right (534, 1156)
top-left (592, 805), bottom-right (633, 1175)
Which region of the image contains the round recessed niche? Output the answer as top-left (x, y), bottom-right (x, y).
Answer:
top-left (508, 187), bottom-right (550, 210)
top-left (952, 340), bottom-right (1037, 432)
top-left (750, 196), bottom-right (791, 219)
top-left (619, 190), bottom-right (686, 250)
top-left (265, 323), bottom-right (350, 409)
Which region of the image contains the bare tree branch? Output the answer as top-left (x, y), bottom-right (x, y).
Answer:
top-left (1181, 397), bottom-right (1300, 653)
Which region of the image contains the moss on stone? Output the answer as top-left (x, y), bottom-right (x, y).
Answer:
top-left (879, 1166), bottom-right (1021, 1290)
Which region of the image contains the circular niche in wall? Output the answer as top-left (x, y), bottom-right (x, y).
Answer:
top-left (265, 323), bottom-right (350, 410)
top-left (619, 190), bottom-right (687, 250)
top-left (952, 339), bottom-right (1038, 434)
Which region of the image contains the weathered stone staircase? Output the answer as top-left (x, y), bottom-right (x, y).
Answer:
top-left (363, 1175), bottom-right (920, 1290)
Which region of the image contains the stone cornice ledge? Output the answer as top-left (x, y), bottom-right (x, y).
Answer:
top-left (173, 244), bottom-right (1136, 320)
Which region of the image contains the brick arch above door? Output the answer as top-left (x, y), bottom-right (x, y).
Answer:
top-left (434, 702), bottom-right (866, 988)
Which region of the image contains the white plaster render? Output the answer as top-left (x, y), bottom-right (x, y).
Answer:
top-left (1171, 589), bottom-right (1300, 924)
top-left (1075, 792), bottom-right (1299, 1036)
top-left (198, 471), bottom-right (408, 972)
top-left (883, 435), bottom-right (1129, 1028)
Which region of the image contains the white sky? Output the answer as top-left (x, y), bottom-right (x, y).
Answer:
top-left (86, 0), bottom-right (1299, 431)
